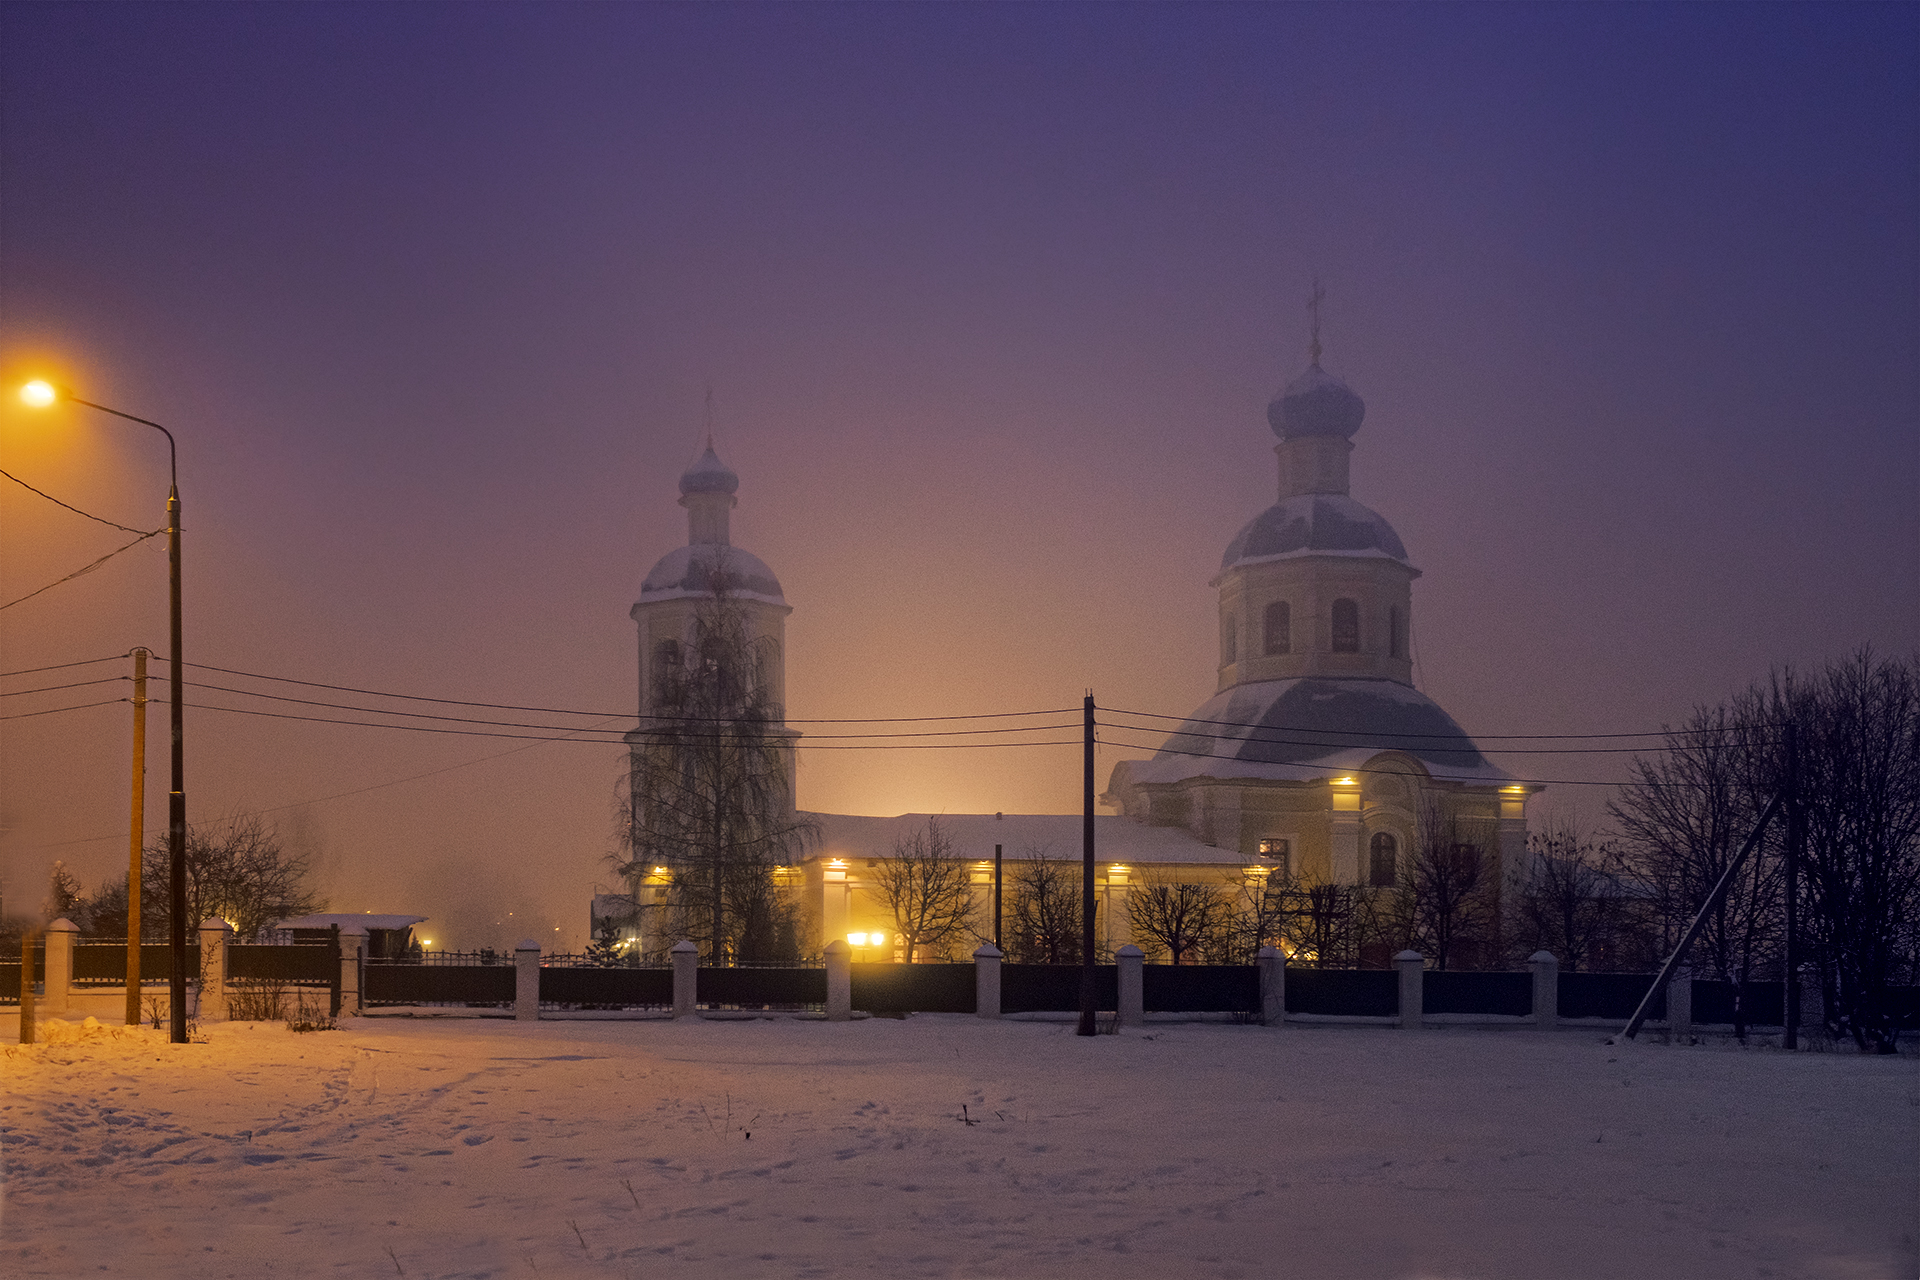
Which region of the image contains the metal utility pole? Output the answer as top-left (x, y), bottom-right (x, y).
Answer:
top-left (1078, 693), bottom-right (1097, 1037)
top-left (1784, 721), bottom-right (1802, 1050)
top-left (126, 648), bottom-right (149, 1028)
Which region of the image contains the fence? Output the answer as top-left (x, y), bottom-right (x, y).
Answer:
top-left (14, 925), bottom-right (1916, 1035)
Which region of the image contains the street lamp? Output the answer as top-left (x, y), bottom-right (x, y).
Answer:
top-left (18, 380), bottom-right (189, 1044)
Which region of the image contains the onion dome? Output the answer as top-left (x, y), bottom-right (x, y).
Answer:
top-left (1221, 494), bottom-right (1410, 571)
top-left (640, 544), bottom-right (786, 604)
top-left (679, 446), bottom-right (739, 496)
top-left (1267, 364), bottom-right (1366, 440)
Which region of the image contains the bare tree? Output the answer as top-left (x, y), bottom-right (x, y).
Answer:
top-left (1004, 848), bottom-right (1087, 964)
top-left (1612, 703), bottom-right (1783, 1032)
top-left (1752, 651), bottom-right (1920, 1052)
top-left (619, 567), bottom-right (817, 963)
top-left (84, 814), bottom-right (324, 942)
top-left (1511, 825), bottom-right (1657, 972)
top-left (869, 817), bottom-right (976, 962)
top-left (1368, 804), bottom-right (1498, 970)
top-left (1127, 868), bottom-right (1227, 965)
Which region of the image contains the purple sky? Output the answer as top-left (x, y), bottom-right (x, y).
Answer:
top-left (2, 3), bottom-right (1914, 948)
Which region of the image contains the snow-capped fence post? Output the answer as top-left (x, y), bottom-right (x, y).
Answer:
top-left (1666, 964), bottom-right (1692, 1044)
top-left (1529, 951), bottom-right (1558, 1030)
top-left (198, 919), bottom-right (233, 1022)
top-left (514, 938), bottom-right (541, 1021)
top-left (824, 939), bottom-right (851, 1021)
top-left (42, 918), bottom-right (78, 1017)
top-left (671, 940), bottom-right (698, 1018)
top-left (338, 924), bottom-right (367, 1015)
top-left (1394, 950), bottom-right (1424, 1030)
top-left (973, 943), bottom-right (1002, 1019)
top-left (1116, 945), bottom-right (1144, 1028)
top-left (1258, 945), bottom-right (1286, 1027)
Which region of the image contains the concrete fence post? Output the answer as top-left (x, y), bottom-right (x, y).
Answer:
top-left (1116, 945), bottom-right (1144, 1028)
top-left (671, 940), bottom-right (699, 1018)
top-left (823, 939), bottom-right (851, 1021)
top-left (1394, 950), bottom-right (1424, 1030)
top-left (338, 926), bottom-right (367, 1015)
top-left (1666, 963), bottom-right (1692, 1044)
top-left (973, 944), bottom-right (1002, 1019)
top-left (1529, 950), bottom-right (1558, 1030)
top-left (43, 918), bottom-right (79, 1018)
top-left (514, 938), bottom-right (541, 1021)
top-left (1258, 945), bottom-right (1286, 1028)
top-left (198, 919), bottom-right (233, 1022)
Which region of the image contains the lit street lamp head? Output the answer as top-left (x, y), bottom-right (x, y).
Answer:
top-left (20, 380), bottom-right (58, 407)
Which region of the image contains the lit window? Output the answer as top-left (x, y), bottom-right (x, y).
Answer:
top-left (1258, 838), bottom-right (1291, 878)
top-left (1332, 598), bottom-right (1360, 653)
top-left (1263, 601), bottom-right (1290, 655)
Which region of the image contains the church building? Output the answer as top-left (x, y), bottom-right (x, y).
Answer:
top-left (611, 333), bottom-right (1535, 965)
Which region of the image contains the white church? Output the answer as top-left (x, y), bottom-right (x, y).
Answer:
top-left (613, 336), bottom-right (1535, 964)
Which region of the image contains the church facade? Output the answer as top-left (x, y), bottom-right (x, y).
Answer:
top-left (612, 340), bottom-right (1535, 965)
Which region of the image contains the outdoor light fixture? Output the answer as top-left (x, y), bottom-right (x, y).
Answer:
top-left (19, 379), bottom-right (189, 1045)
top-left (848, 933), bottom-right (869, 946)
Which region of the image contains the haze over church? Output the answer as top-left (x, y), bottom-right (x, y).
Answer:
top-left (613, 328), bottom-right (1536, 963)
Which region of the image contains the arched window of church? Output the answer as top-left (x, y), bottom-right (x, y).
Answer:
top-left (1389, 606), bottom-right (1404, 659)
top-left (654, 639), bottom-right (681, 670)
top-left (1223, 614), bottom-right (1238, 665)
top-left (1263, 601), bottom-right (1291, 655)
top-left (1332, 598), bottom-right (1360, 653)
top-left (1369, 833), bottom-right (1398, 887)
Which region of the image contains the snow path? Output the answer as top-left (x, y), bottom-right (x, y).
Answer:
top-left (2, 1017), bottom-right (1914, 1278)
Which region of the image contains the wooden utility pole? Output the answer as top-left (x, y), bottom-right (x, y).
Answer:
top-left (126, 648), bottom-right (149, 1027)
top-left (1077, 694), bottom-right (1097, 1036)
top-left (19, 926), bottom-right (38, 1046)
top-left (993, 844), bottom-right (1003, 952)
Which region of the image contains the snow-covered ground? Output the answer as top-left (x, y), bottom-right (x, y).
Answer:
top-left (3, 1014), bottom-right (1914, 1279)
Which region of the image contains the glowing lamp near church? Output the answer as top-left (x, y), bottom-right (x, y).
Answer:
top-left (20, 380), bottom-right (56, 407)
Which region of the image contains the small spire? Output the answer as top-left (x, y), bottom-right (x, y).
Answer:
top-left (703, 383), bottom-right (715, 451)
top-left (1307, 278), bottom-right (1325, 366)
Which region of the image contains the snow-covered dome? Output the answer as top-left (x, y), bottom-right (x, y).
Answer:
top-left (1268, 363), bottom-right (1365, 440)
top-left (679, 446), bottom-right (740, 496)
top-left (1131, 677), bottom-right (1507, 785)
top-left (1221, 494), bottom-right (1409, 570)
top-left (640, 544), bottom-right (785, 604)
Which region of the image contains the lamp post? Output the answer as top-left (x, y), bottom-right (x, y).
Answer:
top-left (19, 381), bottom-right (189, 1044)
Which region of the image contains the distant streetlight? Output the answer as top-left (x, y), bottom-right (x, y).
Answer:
top-left (19, 380), bottom-right (190, 1045)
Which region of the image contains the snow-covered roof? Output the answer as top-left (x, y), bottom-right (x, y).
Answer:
top-left (1122, 676), bottom-right (1512, 786)
top-left (273, 913), bottom-right (426, 932)
top-left (1267, 362), bottom-right (1365, 440)
top-left (805, 812), bottom-right (1242, 864)
top-left (640, 544), bottom-right (786, 605)
top-left (679, 446), bottom-right (739, 495)
top-left (1219, 494), bottom-right (1413, 572)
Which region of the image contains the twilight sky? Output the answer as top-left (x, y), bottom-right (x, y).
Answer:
top-left (2, 3), bottom-right (1914, 949)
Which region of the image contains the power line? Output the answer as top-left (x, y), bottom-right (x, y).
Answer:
top-left (0, 697), bottom-right (125, 721)
top-left (0, 465), bottom-right (149, 534)
top-left (1092, 733), bottom-right (1664, 790)
top-left (1104, 704), bottom-right (1775, 742)
top-left (0, 676), bottom-right (127, 698)
top-left (0, 655), bottom-right (130, 679)
top-left (179, 660), bottom-right (1076, 725)
top-left (0, 531), bottom-right (163, 613)
top-left (180, 679), bottom-right (1078, 739)
top-left (1099, 715), bottom-right (1721, 756)
top-left (187, 700), bottom-right (1081, 748)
